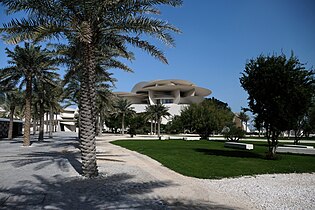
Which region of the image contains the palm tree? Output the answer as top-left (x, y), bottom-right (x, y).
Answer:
top-left (33, 80), bottom-right (60, 141)
top-left (148, 104), bottom-right (170, 138)
top-left (96, 88), bottom-right (114, 136)
top-left (114, 98), bottom-right (135, 135)
top-left (145, 105), bottom-right (157, 135)
top-left (46, 84), bottom-right (63, 138)
top-left (1, 0), bottom-right (181, 177)
top-left (239, 111), bottom-right (250, 133)
top-left (0, 43), bottom-right (59, 146)
top-left (0, 89), bottom-right (23, 139)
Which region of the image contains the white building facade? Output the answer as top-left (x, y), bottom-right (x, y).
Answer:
top-left (115, 79), bottom-right (211, 123)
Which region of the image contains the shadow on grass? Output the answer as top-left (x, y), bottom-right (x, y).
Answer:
top-left (0, 173), bottom-right (235, 210)
top-left (195, 148), bottom-right (264, 159)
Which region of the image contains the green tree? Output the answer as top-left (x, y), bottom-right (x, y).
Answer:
top-left (1, 0), bottom-right (181, 177)
top-left (238, 111), bottom-right (250, 132)
top-left (302, 102), bottom-right (315, 138)
top-left (145, 105), bottom-right (157, 135)
top-left (33, 77), bottom-right (59, 141)
top-left (222, 123), bottom-right (246, 142)
top-left (114, 98), bottom-right (135, 135)
top-left (166, 115), bottom-right (184, 134)
top-left (180, 99), bottom-right (234, 139)
top-left (0, 43), bottom-right (59, 146)
top-left (153, 104), bottom-right (170, 138)
top-left (46, 83), bottom-right (63, 138)
top-left (240, 53), bottom-right (314, 158)
top-left (128, 113), bottom-right (147, 137)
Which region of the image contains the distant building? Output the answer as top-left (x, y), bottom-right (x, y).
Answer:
top-left (57, 108), bottom-right (78, 132)
top-left (114, 79), bottom-right (211, 123)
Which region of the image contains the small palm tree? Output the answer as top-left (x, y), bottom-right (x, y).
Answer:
top-left (0, 43), bottom-right (58, 146)
top-left (149, 104), bottom-right (170, 138)
top-left (239, 111), bottom-right (250, 132)
top-left (114, 98), bottom-right (135, 135)
top-left (145, 105), bottom-right (157, 135)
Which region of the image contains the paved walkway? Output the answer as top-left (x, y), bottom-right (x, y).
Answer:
top-left (0, 132), bottom-right (253, 210)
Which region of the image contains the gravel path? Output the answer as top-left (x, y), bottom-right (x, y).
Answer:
top-left (0, 132), bottom-right (314, 209)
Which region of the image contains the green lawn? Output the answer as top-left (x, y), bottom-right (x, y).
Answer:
top-left (111, 140), bottom-right (315, 179)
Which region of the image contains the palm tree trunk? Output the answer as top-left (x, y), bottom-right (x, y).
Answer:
top-left (33, 116), bottom-right (37, 135)
top-left (49, 107), bottom-right (53, 138)
top-left (150, 119), bottom-right (153, 135)
top-left (38, 102), bottom-right (44, 141)
top-left (46, 112), bottom-right (49, 133)
top-left (154, 118), bottom-right (157, 135)
top-left (97, 115), bottom-right (102, 136)
top-left (55, 113), bottom-right (58, 132)
top-left (23, 78), bottom-right (32, 146)
top-left (122, 113), bottom-right (125, 135)
top-left (158, 118), bottom-right (161, 138)
top-left (8, 106), bottom-right (15, 140)
top-left (79, 41), bottom-right (98, 178)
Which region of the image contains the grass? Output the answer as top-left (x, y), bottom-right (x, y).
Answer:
top-left (111, 140), bottom-right (315, 179)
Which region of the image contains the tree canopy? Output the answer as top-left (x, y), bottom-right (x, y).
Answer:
top-left (240, 53), bottom-right (314, 158)
top-left (175, 98), bottom-right (234, 139)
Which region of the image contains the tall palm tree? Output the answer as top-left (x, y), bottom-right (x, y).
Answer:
top-left (0, 43), bottom-right (59, 146)
top-left (114, 98), bottom-right (135, 135)
top-left (33, 80), bottom-right (60, 141)
top-left (0, 89), bottom-right (23, 139)
top-left (1, 0), bottom-right (181, 177)
top-left (46, 84), bottom-right (63, 138)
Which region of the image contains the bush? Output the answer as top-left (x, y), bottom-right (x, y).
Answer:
top-left (223, 124), bottom-right (246, 141)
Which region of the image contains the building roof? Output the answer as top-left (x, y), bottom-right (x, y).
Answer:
top-left (129, 79), bottom-right (211, 96)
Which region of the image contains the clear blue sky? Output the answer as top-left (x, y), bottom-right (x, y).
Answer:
top-left (1, 0), bottom-right (315, 113)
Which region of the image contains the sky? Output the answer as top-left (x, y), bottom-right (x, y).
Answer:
top-left (0, 0), bottom-right (315, 113)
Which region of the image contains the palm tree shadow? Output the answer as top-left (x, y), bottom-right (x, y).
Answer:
top-left (1, 133), bottom-right (83, 175)
top-left (0, 173), bottom-right (235, 209)
top-left (195, 148), bottom-right (264, 159)
top-left (1, 150), bottom-right (83, 175)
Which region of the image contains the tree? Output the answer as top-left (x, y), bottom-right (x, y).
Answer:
top-left (301, 102), bottom-right (315, 138)
top-left (238, 111), bottom-right (250, 132)
top-left (114, 98), bottom-right (135, 135)
top-left (46, 84), bottom-right (63, 138)
top-left (145, 105), bottom-right (157, 135)
top-left (0, 89), bottom-right (23, 139)
top-left (0, 43), bottom-right (59, 146)
top-left (33, 77), bottom-right (59, 141)
top-left (1, 0), bottom-right (181, 177)
top-left (240, 53), bottom-right (314, 158)
top-left (128, 113), bottom-right (148, 137)
top-left (166, 115), bottom-right (184, 134)
top-left (222, 123), bottom-right (246, 142)
top-left (180, 99), bottom-right (234, 139)
top-left (151, 104), bottom-right (170, 138)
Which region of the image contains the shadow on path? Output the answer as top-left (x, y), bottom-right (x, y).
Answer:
top-left (0, 133), bottom-right (82, 175)
top-left (0, 173), bottom-right (235, 210)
